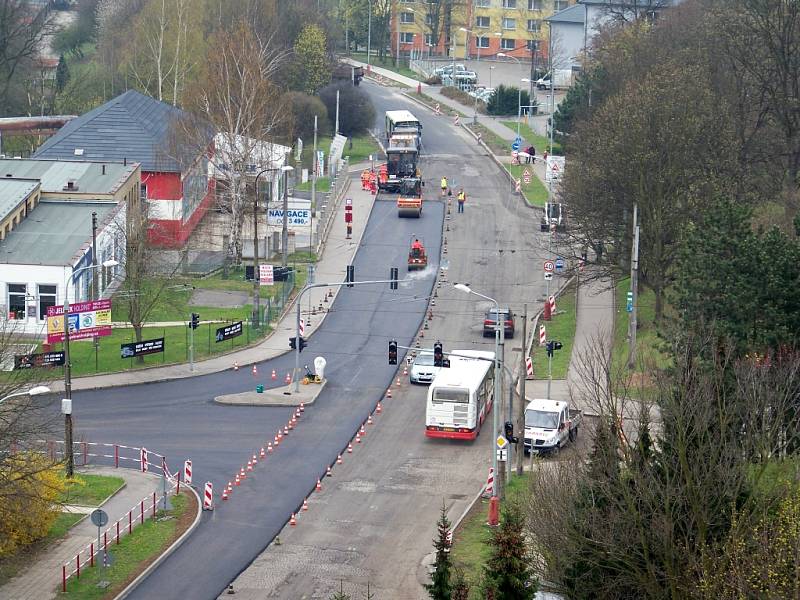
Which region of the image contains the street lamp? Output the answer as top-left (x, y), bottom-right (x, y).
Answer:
top-left (454, 283), bottom-right (501, 498)
top-left (458, 27), bottom-right (481, 62)
top-left (0, 386), bottom-right (51, 404)
top-left (62, 259), bottom-right (118, 478)
top-left (497, 53), bottom-right (528, 143)
top-left (367, 0), bottom-right (372, 68)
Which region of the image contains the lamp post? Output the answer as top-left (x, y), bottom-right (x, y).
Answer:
top-left (489, 65), bottom-right (495, 89)
top-left (367, 0), bottom-right (372, 68)
top-left (252, 164), bottom-right (293, 328)
top-left (62, 259), bottom-right (118, 478)
top-left (498, 53), bottom-right (526, 141)
top-left (454, 283), bottom-right (501, 498)
top-left (0, 386), bottom-right (51, 405)
top-left (458, 27), bottom-right (481, 62)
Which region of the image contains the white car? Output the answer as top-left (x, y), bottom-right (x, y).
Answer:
top-left (409, 350), bottom-right (441, 384)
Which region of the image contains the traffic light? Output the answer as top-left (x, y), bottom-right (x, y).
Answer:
top-left (390, 267), bottom-right (398, 290)
top-left (190, 313), bottom-right (200, 330)
top-left (346, 265), bottom-right (355, 288)
top-left (546, 340), bottom-right (563, 358)
top-left (504, 420), bottom-right (518, 444)
top-left (388, 340), bottom-right (398, 365)
top-left (433, 341), bottom-right (443, 367)
top-left (290, 337), bottom-right (307, 352)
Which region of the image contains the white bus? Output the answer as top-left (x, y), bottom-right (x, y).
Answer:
top-left (385, 110), bottom-right (422, 142)
top-left (425, 350), bottom-right (495, 440)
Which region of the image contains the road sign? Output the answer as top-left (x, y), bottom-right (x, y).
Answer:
top-left (626, 291), bottom-right (633, 313)
top-left (523, 168), bottom-right (531, 184)
top-left (496, 448), bottom-right (508, 461)
top-left (544, 260), bottom-right (555, 273)
top-left (496, 435), bottom-right (508, 449)
top-left (514, 135), bottom-right (522, 145)
top-left (91, 509), bottom-right (108, 528)
top-left (544, 272), bottom-right (553, 281)
top-left (555, 257), bottom-right (565, 272)
top-left (546, 155), bottom-right (565, 184)
top-left (511, 140), bottom-right (520, 151)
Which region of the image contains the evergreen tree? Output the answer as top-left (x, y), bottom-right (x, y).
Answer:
top-left (482, 502), bottom-right (537, 599)
top-left (425, 501), bottom-right (453, 600)
top-left (55, 54), bottom-right (69, 94)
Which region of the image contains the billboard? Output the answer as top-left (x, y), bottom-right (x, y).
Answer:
top-left (14, 351), bottom-right (66, 369)
top-left (120, 338), bottom-right (165, 359)
top-left (215, 321), bottom-right (243, 343)
top-left (267, 208), bottom-right (311, 227)
top-left (47, 299), bottom-right (112, 344)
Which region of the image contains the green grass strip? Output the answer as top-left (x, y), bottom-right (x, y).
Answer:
top-left (62, 474), bottom-right (124, 507)
top-left (530, 283), bottom-right (577, 380)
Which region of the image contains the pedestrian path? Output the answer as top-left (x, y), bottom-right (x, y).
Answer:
top-left (54, 168), bottom-right (375, 392)
top-left (0, 466), bottom-right (162, 600)
top-left (341, 57), bottom-right (426, 89)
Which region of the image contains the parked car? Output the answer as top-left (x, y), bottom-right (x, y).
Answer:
top-left (434, 63), bottom-right (467, 76)
top-left (483, 307), bottom-right (515, 339)
top-left (409, 350), bottom-right (441, 384)
top-left (453, 70), bottom-right (478, 83)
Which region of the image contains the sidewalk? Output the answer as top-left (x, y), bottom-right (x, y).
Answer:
top-left (57, 168), bottom-right (375, 392)
top-left (0, 466), bottom-right (161, 600)
top-left (341, 57), bottom-right (427, 89)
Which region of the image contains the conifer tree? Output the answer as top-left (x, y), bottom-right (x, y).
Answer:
top-left (425, 501), bottom-right (453, 600)
top-left (482, 502), bottom-right (537, 599)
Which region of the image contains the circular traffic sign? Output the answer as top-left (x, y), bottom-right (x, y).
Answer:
top-left (511, 140), bottom-right (520, 151)
top-left (91, 509), bottom-right (108, 528)
top-left (523, 169), bottom-right (531, 184)
top-left (544, 260), bottom-right (555, 273)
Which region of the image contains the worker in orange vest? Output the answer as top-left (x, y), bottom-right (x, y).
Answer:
top-left (361, 169), bottom-right (370, 190)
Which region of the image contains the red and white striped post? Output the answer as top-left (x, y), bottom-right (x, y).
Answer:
top-left (140, 447), bottom-right (148, 472)
top-left (539, 324), bottom-right (547, 346)
top-left (525, 356), bottom-right (534, 380)
top-left (203, 482), bottom-right (213, 511)
top-left (183, 459), bottom-right (192, 485)
top-left (114, 444), bottom-right (119, 468)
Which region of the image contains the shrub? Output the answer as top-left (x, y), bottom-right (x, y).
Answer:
top-left (487, 85), bottom-right (531, 116)
top-left (439, 86), bottom-right (488, 114)
top-left (318, 82), bottom-right (376, 137)
top-left (285, 92), bottom-right (330, 142)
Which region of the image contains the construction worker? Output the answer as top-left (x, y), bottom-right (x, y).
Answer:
top-left (440, 176), bottom-right (448, 197)
top-left (412, 238), bottom-right (423, 251)
top-left (361, 169), bottom-right (370, 190)
top-left (457, 189), bottom-right (466, 213)
top-left (369, 169), bottom-right (377, 194)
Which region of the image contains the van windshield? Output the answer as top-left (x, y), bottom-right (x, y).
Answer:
top-left (526, 409), bottom-right (559, 429)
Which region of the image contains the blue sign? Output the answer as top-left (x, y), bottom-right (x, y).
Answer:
top-left (511, 140), bottom-right (520, 151)
top-left (626, 291), bottom-right (633, 313)
top-left (555, 258), bottom-right (565, 272)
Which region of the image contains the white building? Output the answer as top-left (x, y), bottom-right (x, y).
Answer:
top-left (579, 0), bottom-right (681, 47)
top-left (546, 4), bottom-right (586, 71)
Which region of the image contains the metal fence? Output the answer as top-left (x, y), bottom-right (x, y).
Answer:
top-left (313, 157), bottom-right (351, 256)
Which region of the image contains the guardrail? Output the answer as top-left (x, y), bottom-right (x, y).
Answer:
top-left (314, 157), bottom-right (351, 256)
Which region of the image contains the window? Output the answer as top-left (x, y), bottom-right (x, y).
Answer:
top-left (400, 0), bottom-right (414, 3)
top-left (476, 15), bottom-right (489, 28)
top-left (527, 19), bottom-right (541, 32)
top-left (424, 33), bottom-right (434, 45)
top-left (425, 13), bottom-right (433, 25)
top-left (400, 11), bottom-right (414, 23)
top-left (528, 0), bottom-right (542, 8)
top-left (553, 0), bottom-right (568, 10)
top-left (502, 0), bottom-right (516, 7)
top-left (400, 32), bottom-right (414, 43)
top-left (474, 0), bottom-right (490, 7)
top-left (501, 38), bottom-right (515, 50)
top-left (476, 36), bottom-right (490, 48)
top-left (502, 17), bottom-right (516, 29)
top-left (527, 39), bottom-right (540, 51)
top-left (8, 284), bottom-right (26, 320)
top-left (38, 285), bottom-right (56, 321)
top-left (139, 183), bottom-right (148, 201)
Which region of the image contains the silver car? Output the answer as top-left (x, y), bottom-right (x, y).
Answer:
top-left (409, 351), bottom-right (440, 384)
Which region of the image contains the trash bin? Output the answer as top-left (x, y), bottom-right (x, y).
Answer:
top-left (256, 384), bottom-right (264, 393)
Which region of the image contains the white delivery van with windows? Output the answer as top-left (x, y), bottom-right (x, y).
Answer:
top-left (524, 398), bottom-right (582, 455)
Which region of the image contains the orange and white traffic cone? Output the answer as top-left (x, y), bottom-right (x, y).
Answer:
top-left (252, 453), bottom-right (258, 465)
top-left (283, 425), bottom-right (289, 436)
top-left (234, 474), bottom-right (241, 486)
top-left (233, 361), bottom-right (239, 371)
top-left (222, 488), bottom-right (229, 501)
top-left (367, 414), bottom-right (374, 425)
top-left (337, 454), bottom-right (343, 464)
top-left (271, 369), bottom-right (277, 381)
top-left (386, 388), bottom-right (392, 399)
top-left (356, 432), bottom-right (362, 444)
top-left (290, 513), bottom-right (297, 526)
top-left (287, 419), bottom-right (294, 431)
top-left (285, 372), bottom-right (291, 384)
top-left (246, 459), bottom-right (253, 472)
top-left (396, 377), bottom-right (401, 387)
top-left (316, 478), bottom-right (322, 492)
top-left (481, 468), bottom-right (494, 499)
top-left (260, 447), bottom-right (266, 459)
top-left (240, 467), bottom-right (246, 480)
top-left (347, 442), bottom-right (353, 453)
top-left (376, 402), bottom-right (382, 414)
top-left (326, 465), bottom-right (332, 477)
top-left (302, 499), bottom-right (309, 512)
top-left (360, 424), bottom-right (366, 436)
top-left (300, 402), bottom-right (305, 413)
top-left (252, 364), bottom-right (257, 376)
top-left (267, 442), bottom-right (273, 453)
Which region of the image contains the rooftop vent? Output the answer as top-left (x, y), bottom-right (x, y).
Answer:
top-left (74, 148), bottom-right (84, 156)
top-left (63, 180), bottom-right (78, 191)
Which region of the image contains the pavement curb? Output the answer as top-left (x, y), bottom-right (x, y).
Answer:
top-left (213, 379), bottom-right (326, 406)
top-left (113, 485), bottom-right (203, 600)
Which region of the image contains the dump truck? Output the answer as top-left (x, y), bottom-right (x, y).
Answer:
top-left (408, 237), bottom-right (428, 270)
top-left (332, 62), bottom-right (364, 85)
top-left (397, 177), bottom-right (423, 218)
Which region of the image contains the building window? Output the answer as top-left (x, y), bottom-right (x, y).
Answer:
top-left (476, 36), bottom-right (490, 48)
top-left (476, 16), bottom-right (489, 28)
top-left (528, 0), bottom-right (543, 8)
top-left (38, 285), bottom-right (56, 321)
top-left (400, 11), bottom-right (414, 23)
top-left (553, 0), bottom-right (568, 10)
top-left (400, 32), bottom-right (414, 43)
top-left (502, 0), bottom-right (516, 7)
top-left (474, 0), bottom-right (490, 7)
top-left (400, 0), bottom-right (414, 3)
top-left (8, 284), bottom-right (26, 320)
top-left (502, 17), bottom-right (516, 30)
top-left (501, 38), bottom-right (516, 50)
top-left (424, 33), bottom-right (434, 45)
top-left (425, 13), bottom-right (433, 25)
top-left (527, 19), bottom-right (541, 32)
top-left (140, 183), bottom-right (147, 201)
top-left (527, 39), bottom-right (540, 51)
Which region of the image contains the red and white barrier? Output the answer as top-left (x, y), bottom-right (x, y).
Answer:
top-left (140, 447), bottom-right (148, 472)
top-left (539, 324), bottom-right (547, 346)
top-left (515, 178), bottom-right (521, 194)
top-left (203, 482), bottom-right (213, 511)
top-left (549, 295), bottom-right (557, 314)
top-left (183, 459), bottom-right (192, 485)
top-left (435, 103), bottom-right (440, 115)
top-left (454, 114), bottom-right (460, 126)
top-left (482, 468), bottom-right (494, 498)
top-left (526, 357), bottom-right (534, 379)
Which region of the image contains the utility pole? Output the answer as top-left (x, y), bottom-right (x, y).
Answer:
top-left (63, 294), bottom-right (73, 477)
top-left (252, 175), bottom-right (261, 328)
top-left (516, 304), bottom-right (527, 476)
top-left (627, 203), bottom-right (640, 369)
top-left (281, 167), bottom-right (290, 267)
top-left (91, 212), bottom-right (98, 299)
top-left (367, 0), bottom-right (372, 68)
top-left (311, 116), bottom-right (318, 249)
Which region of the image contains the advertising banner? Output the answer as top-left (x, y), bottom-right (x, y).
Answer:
top-left (14, 351), bottom-right (66, 369)
top-left (215, 321), bottom-right (243, 343)
top-left (120, 338), bottom-right (165, 359)
top-left (267, 208), bottom-right (311, 227)
top-left (259, 264), bottom-right (274, 286)
top-left (47, 299), bottom-right (112, 344)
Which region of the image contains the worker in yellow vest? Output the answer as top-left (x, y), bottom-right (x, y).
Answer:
top-left (457, 189), bottom-right (466, 213)
top-left (440, 176), bottom-right (448, 197)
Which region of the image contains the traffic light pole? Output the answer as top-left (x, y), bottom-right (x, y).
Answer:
top-left (189, 315), bottom-right (194, 373)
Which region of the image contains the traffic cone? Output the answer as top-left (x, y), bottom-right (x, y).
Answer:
top-left (367, 414), bottom-right (374, 425)
top-left (222, 488), bottom-right (229, 501)
top-left (337, 454), bottom-right (343, 464)
top-left (260, 447), bottom-right (266, 459)
top-left (316, 479), bottom-right (322, 492)
top-left (267, 442), bottom-right (273, 453)
top-left (271, 369), bottom-right (277, 381)
top-left (376, 402), bottom-right (382, 413)
top-left (360, 424), bottom-right (366, 436)
top-left (326, 465), bottom-right (332, 477)
top-left (295, 409), bottom-right (301, 419)
top-left (252, 453), bottom-right (258, 465)
top-left (246, 459), bottom-right (253, 472)
top-left (356, 432), bottom-right (362, 444)
top-left (420, 329), bottom-right (425, 338)
top-left (386, 388), bottom-right (392, 399)
top-left (234, 474), bottom-right (240, 486)
top-left (302, 499), bottom-right (309, 512)
top-left (347, 442), bottom-right (353, 453)
top-left (240, 467), bottom-right (246, 480)
top-left (487, 496), bottom-right (499, 527)
top-left (283, 425), bottom-right (289, 436)
top-left (403, 366), bottom-right (409, 375)
top-left (288, 419), bottom-right (294, 431)
top-left (227, 481), bottom-right (233, 492)
top-left (290, 513), bottom-right (297, 526)
top-left (300, 402), bottom-right (305, 413)
top-left (285, 372), bottom-right (291, 384)
top-left (396, 377), bottom-right (401, 387)
top-left (291, 416), bottom-right (297, 427)
top-left (233, 361), bottom-right (239, 371)
top-left (252, 364), bottom-right (257, 376)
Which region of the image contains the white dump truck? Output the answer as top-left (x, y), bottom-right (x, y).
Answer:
top-left (524, 398), bottom-right (582, 455)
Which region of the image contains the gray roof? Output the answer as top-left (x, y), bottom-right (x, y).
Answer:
top-left (0, 179), bottom-right (39, 224)
top-left (578, 0), bottom-right (679, 5)
top-left (33, 90), bottom-right (192, 173)
top-left (547, 4), bottom-right (585, 24)
top-left (0, 200), bottom-right (117, 266)
top-left (0, 159), bottom-right (138, 195)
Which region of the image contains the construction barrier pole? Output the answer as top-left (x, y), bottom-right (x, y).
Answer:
top-left (114, 445), bottom-right (119, 468)
top-left (152, 492), bottom-right (156, 519)
top-left (140, 500), bottom-right (144, 524)
top-left (116, 521), bottom-right (120, 544)
top-left (76, 554), bottom-right (80, 579)
top-left (90, 542), bottom-right (94, 568)
top-left (62, 565), bottom-right (66, 592)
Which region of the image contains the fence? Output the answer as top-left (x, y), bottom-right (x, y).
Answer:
top-left (313, 157), bottom-right (351, 256)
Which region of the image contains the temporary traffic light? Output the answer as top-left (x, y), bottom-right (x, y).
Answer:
top-left (504, 420), bottom-right (518, 444)
top-left (388, 340), bottom-right (398, 365)
top-left (433, 341), bottom-right (443, 367)
top-left (546, 340), bottom-right (563, 358)
top-left (390, 267), bottom-right (398, 290)
top-left (346, 265), bottom-right (355, 288)
top-left (190, 313), bottom-right (200, 330)
top-left (289, 337), bottom-right (307, 352)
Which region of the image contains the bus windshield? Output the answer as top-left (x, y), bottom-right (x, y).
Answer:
top-left (434, 388), bottom-right (469, 403)
top-left (526, 409), bottom-right (559, 429)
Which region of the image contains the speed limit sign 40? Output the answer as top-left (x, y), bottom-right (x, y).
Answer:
top-left (544, 260), bottom-right (555, 273)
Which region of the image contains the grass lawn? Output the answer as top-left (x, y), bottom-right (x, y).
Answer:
top-left (62, 474), bottom-right (124, 507)
top-left (62, 492), bottom-right (193, 599)
top-left (349, 52), bottom-right (423, 81)
top-left (611, 278), bottom-right (671, 377)
top-left (506, 163), bottom-right (548, 208)
top-left (466, 123), bottom-right (507, 155)
top-left (47, 513), bottom-right (85, 540)
top-left (500, 120), bottom-right (563, 155)
top-left (530, 283), bottom-right (577, 380)
top-left (295, 176), bottom-right (331, 192)
top-left (450, 473), bottom-right (530, 597)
